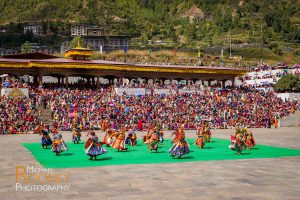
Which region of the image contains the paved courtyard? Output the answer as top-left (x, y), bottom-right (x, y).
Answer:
top-left (0, 127), bottom-right (300, 200)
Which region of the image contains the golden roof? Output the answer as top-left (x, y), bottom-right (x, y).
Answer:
top-left (64, 41), bottom-right (92, 59)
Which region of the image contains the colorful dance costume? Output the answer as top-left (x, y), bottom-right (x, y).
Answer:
top-left (41, 130), bottom-right (52, 149)
top-left (245, 132), bottom-right (256, 149)
top-left (51, 132), bottom-right (68, 156)
top-left (194, 128), bottom-right (205, 149)
top-left (146, 131), bottom-right (160, 152)
top-left (229, 133), bottom-right (246, 155)
top-left (169, 129), bottom-right (190, 158)
top-left (125, 129), bottom-right (137, 146)
top-left (34, 125), bottom-right (43, 134)
top-left (72, 129), bottom-right (81, 144)
top-left (111, 129), bottom-right (128, 151)
top-left (103, 129), bottom-right (115, 147)
top-left (158, 129), bottom-right (164, 143)
top-left (143, 129), bottom-right (152, 143)
top-left (101, 119), bottom-right (108, 131)
top-left (171, 131), bottom-right (182, 144)
top-left (203, 124), bottom-right (211, 142)
top-left (85, 133), bottom-right (107, 160)
top-left (84, 131), bottom-right (93, 149)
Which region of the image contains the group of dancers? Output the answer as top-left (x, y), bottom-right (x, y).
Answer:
top-left (229, 125), bottom-right (256, 154)
top-left (36, 121), bottom-right (256, 160)
top-left (194, 121), bottom-right (212, 149)
top-left (37, 125), bottom-right (108, 159)
top-left (36, 125), bottom-right (68, 156)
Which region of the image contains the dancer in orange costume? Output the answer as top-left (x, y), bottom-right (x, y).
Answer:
top-left (101, 118), bottom-right (108, 131)
top-left (194, 124), bottom-right (205, 149)
top-left (145, 128), bottom-right (159, 152)
top-left (72, 128), bottom-right (81, 144)
top-left (245, 131), bottom-right (256, 150)
top-left (171, 127), bottom-right (184, 144)
top-left (143, 128), bottom-right (153, 143)
top-left (169, 128), bottom-right (190, 158)
top-left (111, 128), bottom-right (128, 151)
top-left (103, 129), bottom-right (115, 147)
top-left (202, 121), bottom-right (211, 142)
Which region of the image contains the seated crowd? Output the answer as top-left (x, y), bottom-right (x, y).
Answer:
top-left (0, 78), bottom-right (299, 134)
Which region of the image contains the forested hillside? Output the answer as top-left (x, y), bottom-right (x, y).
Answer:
top-left (0, 0), bottom-right (299, 48)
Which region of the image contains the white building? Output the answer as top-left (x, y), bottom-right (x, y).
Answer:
top-left (0, 48), bottom-right (18, 56)
top-left (24, 24), bottom-right (43, 35)
top-left (71, 25), bottom-right (88, 36)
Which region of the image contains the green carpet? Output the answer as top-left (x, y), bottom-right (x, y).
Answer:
top-left (22, 138), bottom-right (300, 168)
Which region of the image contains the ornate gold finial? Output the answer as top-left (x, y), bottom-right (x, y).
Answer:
top-left (76, 40), bottom-right (82, 48)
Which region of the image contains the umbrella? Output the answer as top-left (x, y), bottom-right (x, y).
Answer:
top-left (68, 113), bottom-right (78, 118)
top-left (3, 82), bottom-right (10, 87)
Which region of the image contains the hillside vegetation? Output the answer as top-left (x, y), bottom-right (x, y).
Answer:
top-left (0, 0), bottom-right (300, 64)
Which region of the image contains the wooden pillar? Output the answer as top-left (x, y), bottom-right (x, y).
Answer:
top-left (128, 78), bottom-right (132, 84)
top-left (33, 76), bottom-right (38, 86)
top-left (231, 78), bottom-right (235, 87)
top-left (57, 77), bottom-right (61, 85)
top-left (65, 75), bottom-right (69, 88)
top-left (144, 78), bottom-right (149, 84)
top-left (208, 80), bottom-right (212, 86)
top-left (96, 77), bottom-right (100, 89)
top-left (222, 80), bottom-right (226, 87)
top-left (161, 78), bottom-right (166, 85)
top-left (38, 75), bottom-right (43, 87)
top-left (91, 77), bottom-right (95, 87)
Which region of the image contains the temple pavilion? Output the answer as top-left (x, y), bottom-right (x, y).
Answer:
top-left (0, 45), bottom-right (246, 88)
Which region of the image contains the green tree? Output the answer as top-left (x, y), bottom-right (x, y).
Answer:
top-left (69, 36), bottom-right (85, 48)
top-left (21, 41), bottom-right (31, 53)
top-left (274, 74), bottom-right (300, 93)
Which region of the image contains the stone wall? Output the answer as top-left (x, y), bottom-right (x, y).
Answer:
top-left (280, 111), bottom-right (300, 127)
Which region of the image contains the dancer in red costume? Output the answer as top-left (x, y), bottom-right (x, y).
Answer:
top-left (84, 131), bottom-right (107, 160)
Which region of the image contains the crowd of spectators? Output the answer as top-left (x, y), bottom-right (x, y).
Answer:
top-left (0, 78), bottom-right (299, 134)
top-left (1, 77), bottom-right (29, 88)
top-left (37, 86), bottom-right (298, 131)
top-left (0, 95), bottom-right (41, 134)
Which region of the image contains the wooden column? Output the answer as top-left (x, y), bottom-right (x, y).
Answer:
top-left (91, 77), bottom-right (95, 87)
top-left (231, 78), bottom-right (235, 87)
top-left (38, 75), bottom-right (43, 87)
top-left (65, 75), bottom-right (69, 88)
top-left (57, 77), bottom-right (61, 85)
top-left (33, 76), bottom-right (38, 86)
top-left (96, 77), bottom-right (100, 89)
top-left (208, 80), bottom-right (212, 86)
top-left (222, 80), bottom-right (226, 87)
